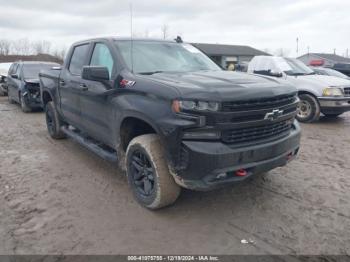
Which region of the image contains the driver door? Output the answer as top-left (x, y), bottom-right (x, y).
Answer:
top-left (79, 42), bottom-right (116, 145)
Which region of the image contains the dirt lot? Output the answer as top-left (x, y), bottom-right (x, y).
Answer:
top-left (0, 96), bottom-right (349, 255)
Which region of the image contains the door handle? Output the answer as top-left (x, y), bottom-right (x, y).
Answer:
top-left (59, 80), bottom-right (66, 86)
top-left (79, 83), bottom-right (88, 91)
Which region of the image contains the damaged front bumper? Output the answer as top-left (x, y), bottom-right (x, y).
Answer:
top-left (22, 90), bottom-right (42, 109)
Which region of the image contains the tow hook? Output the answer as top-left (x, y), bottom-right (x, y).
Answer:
top-left (235, 169), bottom-right (247, 177)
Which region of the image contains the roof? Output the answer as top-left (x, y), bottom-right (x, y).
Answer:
top-left (299, 53), bottom-right (350, 64)
top-left (191, 43), bottom-right (270, 57)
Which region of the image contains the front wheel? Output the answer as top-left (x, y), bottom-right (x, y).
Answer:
top-left (20, 95), bottom-right (31, 113)
top-left (126, 134), bottom-right (181, 210)
top-left (45, 101), bottom-right (66, 139)
top-left (296, 94), bottom-right (320, 123)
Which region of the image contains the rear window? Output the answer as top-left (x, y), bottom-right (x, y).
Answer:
top-left (69, 44), bottom-right (89, 75)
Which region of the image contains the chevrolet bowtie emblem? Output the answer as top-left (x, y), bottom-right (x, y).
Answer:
top-left (264, 109), bottom-right (284, 121)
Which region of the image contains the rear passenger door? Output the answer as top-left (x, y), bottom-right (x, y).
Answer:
top-left (59, 43), bottom-right (91, 129)
top-left (79, 42), bottom-right (116, 144)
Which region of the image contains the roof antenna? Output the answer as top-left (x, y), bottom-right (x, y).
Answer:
top-left (174, 36), bottom-right (183, 43)
top-left (130, 2), bottom-right (134, 73)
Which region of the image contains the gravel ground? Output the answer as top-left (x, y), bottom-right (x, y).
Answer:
top-left (0, 96), bottom-right (349, 255)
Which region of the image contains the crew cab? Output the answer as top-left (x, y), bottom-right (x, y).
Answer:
top-left (248, 56), bottom-right (350, 122)
top-left (7, 61), bottom-right (60, 112)
top-left (39, 37), bottom-right (301, 209)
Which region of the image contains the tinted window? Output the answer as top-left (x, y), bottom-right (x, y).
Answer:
top-left (90, 43), bottom-right (114, 78)
top-left (69, 44), bottom-right (89, 75)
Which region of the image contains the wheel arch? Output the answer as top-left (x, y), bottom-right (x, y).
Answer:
top-left (119, 115), bottom-right (161, 152)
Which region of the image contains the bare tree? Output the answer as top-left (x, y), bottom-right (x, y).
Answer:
top-left (11, 38), bottom-right (32, 55)
top-left (161, 24), bottom-right (169, 39)
top-left (0, 39), bottom-right (11, 55)
top-left (34, 40), bottom-right (51, 54)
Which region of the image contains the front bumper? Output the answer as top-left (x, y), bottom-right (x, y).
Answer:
top-left (171, 121), bottom-right (301, 190)
top-left (23, 91), bottom-right (42, 109)
top-left (318, 97), bottom-right (350, 114)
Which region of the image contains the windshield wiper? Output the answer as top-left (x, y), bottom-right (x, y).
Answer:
top-left (138, 71), bottom-right (164, 75)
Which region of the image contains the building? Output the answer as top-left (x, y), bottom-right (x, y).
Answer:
top-left (298, 53), bottom-right (350, 67)
top-left (298, 53), bottom-right (350, 76)
top-left (192, 43), bottom-right (270, 69)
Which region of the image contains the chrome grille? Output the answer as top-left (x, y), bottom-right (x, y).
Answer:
top-left (344, 87), bottom-right (350, 96)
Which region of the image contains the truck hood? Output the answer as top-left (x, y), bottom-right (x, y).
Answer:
top-left (285, 74), bottom-right (350, 88)
top-left (24, 78), bottom-right (40, 85)
top-left (141, 70), bottom-right (296, 101)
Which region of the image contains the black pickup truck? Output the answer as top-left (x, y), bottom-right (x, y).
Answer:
top-left (39, 37), bottom-right (301, 209)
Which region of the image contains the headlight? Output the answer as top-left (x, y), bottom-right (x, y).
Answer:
top-left (322, 87), bottom-right (344, 97)
top-left (172, 100), bottom-right (220, 112)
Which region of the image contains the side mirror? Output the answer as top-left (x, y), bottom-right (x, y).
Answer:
top-left (11, 74), bottom-right (19, 79)
top-left (82, 66), bottom-right (110, 82)
top-left (269, 70), bottom-right (283, 77)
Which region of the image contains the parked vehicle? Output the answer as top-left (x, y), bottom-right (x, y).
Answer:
top-left (332, 63), bottom-right (350, 77)
top-left (248, 56), bottom-right (350, 122)
top-left (39, 37), bottom-right (300, 209)
top-left (311, 66), bottom-right (350, 80)
top-left (0, 62), bottom-right (12, 96)
top-left (7, 61), bottom-right (59, 112)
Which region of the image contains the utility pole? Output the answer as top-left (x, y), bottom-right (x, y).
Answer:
top-left (346, 48), bottom-right (349, 58)
top-left (333, 48), bottom-right (336, 55)
top-left (296, 37), bottom-right (299, 56)
top-left (307, 46), bottom-right (310, 54)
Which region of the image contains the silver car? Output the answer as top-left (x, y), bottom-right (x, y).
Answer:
top-left (248, 56), bottom-right (350, 122)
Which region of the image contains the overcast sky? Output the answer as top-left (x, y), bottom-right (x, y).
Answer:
top-left (0, 0), bottom-right (349, 57)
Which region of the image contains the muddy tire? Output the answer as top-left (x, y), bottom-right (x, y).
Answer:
top-left (45, 101), bottom-right (66, 139)
top-left (126, 134), bottom-right (180, 210)
top-left (296, 94), bottom-right (320, 123)
top-left (20, 95), bottom-right (31, 113)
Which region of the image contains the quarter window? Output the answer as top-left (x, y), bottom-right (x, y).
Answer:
top-left (69, 44), bottom-right (89, 75)
top-left (90, 43), bottom-right (114, 78)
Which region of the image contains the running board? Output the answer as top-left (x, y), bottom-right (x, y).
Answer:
top-left (61, 126), bottom-right (118, 163)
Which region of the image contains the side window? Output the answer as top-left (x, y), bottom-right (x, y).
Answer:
top-left (90, 43), bottom-right (114, 78)
top-left (9, 64), bottom-right (18, 75)
top-left (69, 44), bottom-right (89, 75)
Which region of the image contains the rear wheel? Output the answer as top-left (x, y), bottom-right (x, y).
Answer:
top-left (296, 94), bottom-right (320, 123)
top-left (126, 134), bottom-right (180, 209)
top-left (45, 101), bottom-right (66, 139)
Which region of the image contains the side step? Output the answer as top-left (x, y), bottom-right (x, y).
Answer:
top-left (61, 126), bottom-right (118, 163)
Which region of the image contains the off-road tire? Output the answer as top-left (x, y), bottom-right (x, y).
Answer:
top-left (296, 94), bottom-right (320, 123)
top-left (20, 95), bottom-right (31, 113)
top-left (126, 134), bottom-right (181, 209)
top-left (45, 101), bottom-right (66, 139)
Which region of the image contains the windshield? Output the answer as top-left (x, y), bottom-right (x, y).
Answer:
top-left (325, 68), bottom-right (348, 78)
top-left (283, 58), bottom-right (314, 76)
top-left (22, 64), bottom-right (55, 79)
top-left (115, 41), bottom-right (221, 74)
